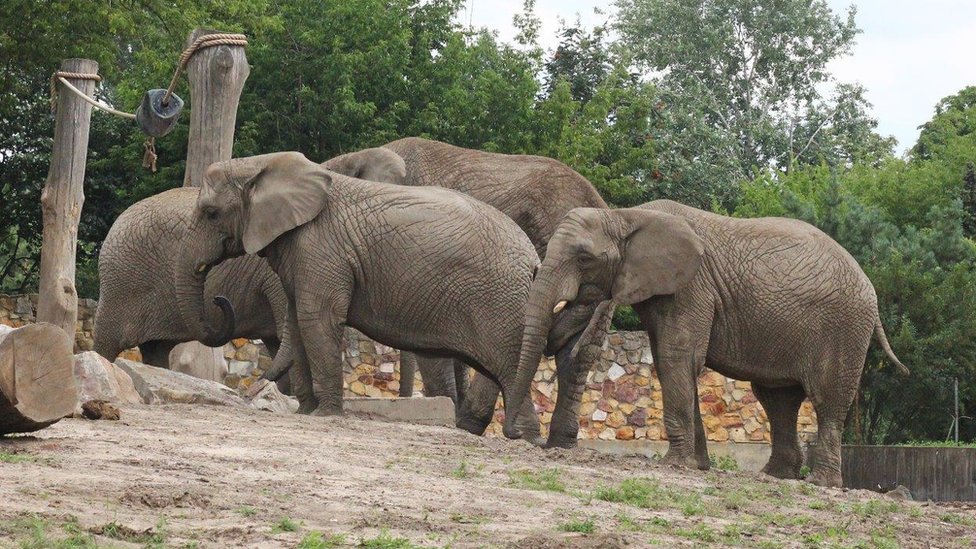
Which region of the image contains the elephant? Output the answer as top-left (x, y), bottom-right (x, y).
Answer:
top-left (94, 188), bottom-right (284, 370)
top-left (321, 137), bottom-right (613, 444)
top-left (175, 151), bottom-right (556, 440)
top-left (505, 199), bottom-right (908, 487)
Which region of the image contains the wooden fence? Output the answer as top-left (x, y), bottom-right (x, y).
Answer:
top-left (842, 445), bottom-right (976, 502)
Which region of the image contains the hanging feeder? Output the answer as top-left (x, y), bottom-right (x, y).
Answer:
top-left (135, 89), bottom-right (184, 138)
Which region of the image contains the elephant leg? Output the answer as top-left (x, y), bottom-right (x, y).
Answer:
top-left (140, 340), bottom-right (179, 368)
top-left (456, 372), bottom-right (499, 434)
top-left (693, 397), bottom-right (710, 470)
top-left (264, 337), bottom-right (281, 357)
top-left (398, 351), bottom-right (417, 397)
top-left (654, 347), bottom-right (703, 469)
top-left (284, 298), bottom-right (316, 413)
top-left (753, 383), bottom-right (805, 479)
top-left (417, 355), bottom-right (458, 402)
top-left (806, 375), bottom-right (858, 488)
top-left (453, 360), bottom-right (469, 404)
top-left (546, 302), bottom-right (614, 449)
top-left (297, 300), bottom-right (348, 416)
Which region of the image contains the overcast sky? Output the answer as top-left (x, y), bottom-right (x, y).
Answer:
top-left (463, 0), bottom-right (975, 154)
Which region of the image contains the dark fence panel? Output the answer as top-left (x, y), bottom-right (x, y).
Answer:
top-left (842, 446), bottom-right (976, 502)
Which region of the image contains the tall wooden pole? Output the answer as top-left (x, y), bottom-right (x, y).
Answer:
top-left (177, 29), bottom-right (248, 370)
top-left (37, 59), bottom-right (98, 336)
top-left (183, 28), bottom-right (249, 187)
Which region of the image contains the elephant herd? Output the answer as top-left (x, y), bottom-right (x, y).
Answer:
top-left (92, 137), bottom-right (907, 488)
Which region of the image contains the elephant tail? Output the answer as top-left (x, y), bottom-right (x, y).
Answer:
top-left (873, 321), bottom-right (909, 376)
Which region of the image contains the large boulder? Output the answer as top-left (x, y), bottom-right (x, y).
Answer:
top-left (73, 352), bottom-right (142, 411)
top-left (169, 341), bottom-right (228, 383)
top-left (115, 358), bottom-right (248, 408)
top-left (244, 378), bottom-right (299, 414)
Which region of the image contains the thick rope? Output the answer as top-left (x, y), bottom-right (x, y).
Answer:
top-left (49, 71), bottom-right (103, 114)
top-left (161, 33), bottom-right (248, 106)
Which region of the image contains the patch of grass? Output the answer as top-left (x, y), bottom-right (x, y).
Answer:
top-left (757, 512), bottom-right (812, 527)
top-left (939, 512), bottom-right (976, 526)
top-left (557, 518), bottom-right (595, 534)
top-left (358, 530), bottom-right (421, 548)
top-left (271, 517), bottom-right (301, 534)
top-left (96, 519), bottom-right (166, 547)
top-left (2, 516), bottom-right (97, 549)
top-left (451, 459), bottom-right (479, 479)
top-left (807, 500), bottom-right (830, 510)
top-left (298, 531), bottom-right (347, 548)
top-left (449, 513), bottom-right (488, 525)
top-left (507, 468), bottom-right (566, 492)
top-left (236, 505), bottom-right (258, 517)
top-left (674, 523), bottom-right (718, 543)
top-left (721, 488), bottom-right (750, 511)
top-left (709, 453), bottom-right (740, 471)
top-left (803, 524), bottom-right (849, 545)
top-left (908, 505), bottom-right (923, 518)
top-left (851, 499), bottom-right (901, 518)
top-left (592, 478), bottom-right (706, 516)
top-left (0, 450), bottom-right (33, 464)
top-left (799, 465), bottom-right (812, 477)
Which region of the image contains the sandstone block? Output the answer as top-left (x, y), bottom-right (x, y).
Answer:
top-left (244, 378), bottom-right (298, 414)
top-left (116, 359), bottom-right (247, 407)
top-left (73, 352), bottom-right (142, 410)
top-left (592, 409), bottom-right (608, 422)
top-left (616, 426), bottom-right (635, 440)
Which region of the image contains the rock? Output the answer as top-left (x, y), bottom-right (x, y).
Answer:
top-left (607, 363), bottom-right (626, 381)
top-left (244, 378), bottom-right (299, 414)
top-left (73, 352), bottom-right (142, 409)
top-left (592, 409), bottom-right (608, 422)
top-left (379, 362), bottom-right (395, 374)
top-left (81, 400), bottom-right (120, 420)
top-left (630, 408), bottom-right (647, 427)
top-left (886, 485), bottom-right (913, 501)
top-left (169, 342), bottom-right (229, 382)
top-left (616, 426), bottom-right (635, 440)
top-left (606, 410), bottom-right (627, 428)
top-left (116, 358), bottom-right (248, 407)
top-left (227, 360), bottom-right (255, 377)
top-left (639, 348), bottom-right (654, 364)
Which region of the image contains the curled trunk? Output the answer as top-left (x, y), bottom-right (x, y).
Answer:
top-left (174, 235), bottom-right (236, 348)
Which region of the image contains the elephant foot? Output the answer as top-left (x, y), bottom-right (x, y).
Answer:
top-left (523, 434), bottom-right (546, 447)
top-left (296, 400), bottom-right (318, 415)
top-left (456, 416), bottom-right (491, 436)
top-left (544, 437), bottom-right (578, 450)
top-left (806, 469), bottom-right (842, 488)
top-left (761, 459), bottom-right (802, 480)
top-left (310, 404), bottom-right (343, 417)
top-left (658, 451), bottom-right (700, 470)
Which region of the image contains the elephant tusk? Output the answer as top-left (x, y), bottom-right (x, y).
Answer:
top-left (196, 263), bottom-right (209, 274)
top-left (552, 300), bottom-right (568, 314)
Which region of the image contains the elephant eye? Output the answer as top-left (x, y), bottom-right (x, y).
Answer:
top-left (204, 207), bottom-right (219, 221)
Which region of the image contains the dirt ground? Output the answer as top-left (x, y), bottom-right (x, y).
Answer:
top-left (1, 404), bottom-right (974, 548)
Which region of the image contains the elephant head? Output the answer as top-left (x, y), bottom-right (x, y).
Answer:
top-left (175, 152), bottom-right (332, 345)
top-left (503, 207), bottom-right (705, 439)
top-left (321, 147), bottom-right (406, 185)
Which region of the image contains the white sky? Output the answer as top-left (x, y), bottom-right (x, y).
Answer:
top-left (463, 0), bottom-right (976, 154)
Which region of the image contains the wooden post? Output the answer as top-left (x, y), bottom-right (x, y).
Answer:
top-left (183, 28), bottom-right (249, 187)
top-left (0, 324), bottom-right (78, 434)
top-left (36, 59), bottom-right (98, 337)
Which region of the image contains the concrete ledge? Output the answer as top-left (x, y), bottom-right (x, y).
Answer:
top-left (344, 396), bottom-right (455, 426)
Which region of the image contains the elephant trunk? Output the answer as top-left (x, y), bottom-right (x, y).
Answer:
top-left (503, 266), bottom-right (577, 440)
top-left (174, 226), bottom-right (236, 348)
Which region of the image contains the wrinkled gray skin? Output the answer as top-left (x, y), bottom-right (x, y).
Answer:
top-left (176, 152), bottom-right (547, 440)
top-left (323, 137), bottom-right (613, 446)
top-left (94, 188), bottom-right (284, 370)
top-left (507, 200), bottom-right (908, 487)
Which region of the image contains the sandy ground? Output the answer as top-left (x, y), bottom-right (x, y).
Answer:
top-left (1, 404), bottom-right (974, 548)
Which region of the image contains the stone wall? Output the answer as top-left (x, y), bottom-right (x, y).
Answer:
top-left (0, 294), bottom-right (818, 443)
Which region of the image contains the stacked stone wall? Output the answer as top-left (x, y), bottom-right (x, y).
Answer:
top-left (1, 294), bottom-right (818, 442)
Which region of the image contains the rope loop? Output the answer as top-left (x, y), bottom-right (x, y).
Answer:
top-left (162, 32), bottom-right (248, 105)
top-left (49, 71), bottom-right (102, 113)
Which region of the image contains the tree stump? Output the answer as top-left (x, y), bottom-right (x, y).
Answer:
top-left (0, 323), bottom-right (78, 434)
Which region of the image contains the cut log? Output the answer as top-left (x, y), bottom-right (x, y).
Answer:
top-left (0, 323), bottom-right (78, 434)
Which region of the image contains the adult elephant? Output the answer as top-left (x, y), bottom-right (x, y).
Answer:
top-left (322, 137), bottom-right (612, 445)
top-left (505, 200), bottom-right (908, 487)
top-left (175, 152), bottom-right (556, 440)
top-left (94, 188), bottom-right (281, 369)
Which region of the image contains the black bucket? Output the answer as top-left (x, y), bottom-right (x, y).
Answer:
top-left (135, 89), bottom-right (184, 138)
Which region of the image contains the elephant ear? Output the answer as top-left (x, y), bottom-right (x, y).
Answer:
top-left (610, 209), bottom-right (705, 305)
top-left (240, 152), bottom-right (333, 255)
